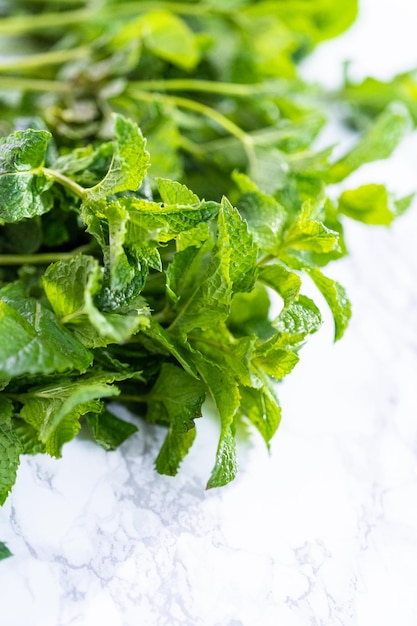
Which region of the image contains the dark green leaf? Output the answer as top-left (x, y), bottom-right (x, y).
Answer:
top-left (86, 409), bottom-right (138, 451)
top-left (0, 397), bottom-right (22, 505)
top-left (146, 363), bottom-right (207, 476)
top-left (0, 541), bottom-right (12, 560)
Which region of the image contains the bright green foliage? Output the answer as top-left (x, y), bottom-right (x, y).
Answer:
top-left (0, 283), bottom-right (92, 379)
top-left (308, 269), bottom-right (351, 341)
top-left (338, 184), bottom-right (414, 226)
top-left (0, 130), bottom-right (53, 223)
top-left (258, 265), bottom-right (301, 308)
top-left (43, 254), bottom-right (150, 345)
top-left (84, 115), bottom-right (150, 201)
top-left (18, 373), bottom-right (124, 457)
top-left (195, 354), bottom-right (240, 489)
top-left (0, 0), bottom-right (414, 514)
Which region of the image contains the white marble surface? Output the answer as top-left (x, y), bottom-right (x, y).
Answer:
top-left (2, 1), bottom-right (417, 625)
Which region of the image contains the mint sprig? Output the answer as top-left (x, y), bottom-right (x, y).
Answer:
top-left (0, 0), bottom-right (414, 510)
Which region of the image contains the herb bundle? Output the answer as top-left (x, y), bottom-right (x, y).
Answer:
top-left (0, 0), bottom-right (414, 514)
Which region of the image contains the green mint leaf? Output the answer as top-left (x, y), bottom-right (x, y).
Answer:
top-left (194, 355), bottom-right (240, 489)
top-left (218, 197), bottom-right (258, 293)
top-left (170, 244), bottom-right (232, 336)
top-left (340, 73), bottom-right (417, 125)
top-left (86, 409), bottom-right (138, 451)
top-left (114, 11), bottom-right (201, 71)
top-left (43, 254), bottom-right (150, 346)
top-left (84, 115), bottom-right (150, 201)
top-left (284, 206), bottom-right (339, 253)
top-left (11, 419), bottom-right (46, 455)
top-left (0, 129), bottom-right (53, 223)
top-left (0, 397), bottom-right (23, 505)
top-left (240, 383), bottom-right (281, 449)
top-left (253, 347), bottom-right (299, 380)
top-left (54, 142), bottom-right (114, 187)
top-left (308, 268), bottom-right (352, 341)
top-left (156, 177), bottom-right (200, 205)
top-left (0, 541), bottom-right (12, 560)
top-left (274, 294), bottom-right (322, 346)
top-left (327, 103), bottom-right (411, 183)
top-left (0, 282), bottom-right (92, 380)
top-left (19, 373), bottom-right (124, 457)
top-left (258, 264), bottom-right (301, 308)
top-left (143, 321), bottom-right (199, 379)
top-left (117, 197), bottom-right (220, 243)
top-left (237, 190), bottom-right (287, 255)
top-left (190, 327), bottom-right (255, 389)
top-left (146, 363), bottom-right (207, 476)
top-left (338, 184), bottom-right (411, 225)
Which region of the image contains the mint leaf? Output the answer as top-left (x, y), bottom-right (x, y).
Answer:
top-left (170, 241), bottom-right (232, 336)
top-left (258, 264), bottom-right (301, 308)
top-left (284, 203), bottom-right (340, 253)
top-left (0, 397), bottom-right (22, 505)
top-left (143, 320), bottom-right (199, 379)
top-left (338, 184), bottom-right (412, 225)
top-left (146, 363), bottom-right (207, 476)
top-left (156, 177), bottom-right (200, 205)
top-left (0, 541), bottom-right (12, 561)
top-left (114, 10), bottom-right (201, 70)
top-left (218, 197), bottom-right (258, 293)
top-left (327, 103), bottom-right (411, 183)
top-left (19, 372), bottom-right (124, 457)
top-left (253, 347), bottom-right (299, 380)
top-left (43, 254), bottom-right (150, 346)
top-left (84, 114), bottom-right (150, 201)
top-left (194, 355), bottom-right (240, 489)
top-left (86, 409), bottom-right (138, 451)
top-left (237, 190), bottom-right (286, 255)
top-left (0, 129), bottom-right (53, 223)
top-left (308, 268), bottom-right (351, 341)
top-left (240, 383), bottom-right (281, 449)
top-left (0, 282), bottom-right (92, 380)
top-left (274, 295), bottom-right (322, 346)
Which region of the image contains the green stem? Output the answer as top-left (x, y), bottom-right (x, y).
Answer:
top-left (0, 47), bottom-right (90, 73)
top-left (0, 76), bottom-right (70, 92)
top-left (43, 167), bottom-right (86, 198)
top-left (0, 252), bottom-right (81, 266)
top-left (128, 88), bottom-right (257, 171)
top-left (117, 394), bottom-right (151, 403)
top-left (130, 79), bottom-right (265, 97)
top-left (0, 2), bottom-right (213, 35)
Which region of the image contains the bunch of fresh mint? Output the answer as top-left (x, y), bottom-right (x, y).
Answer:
top-left (0, 0), bottom-right (414, 533)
